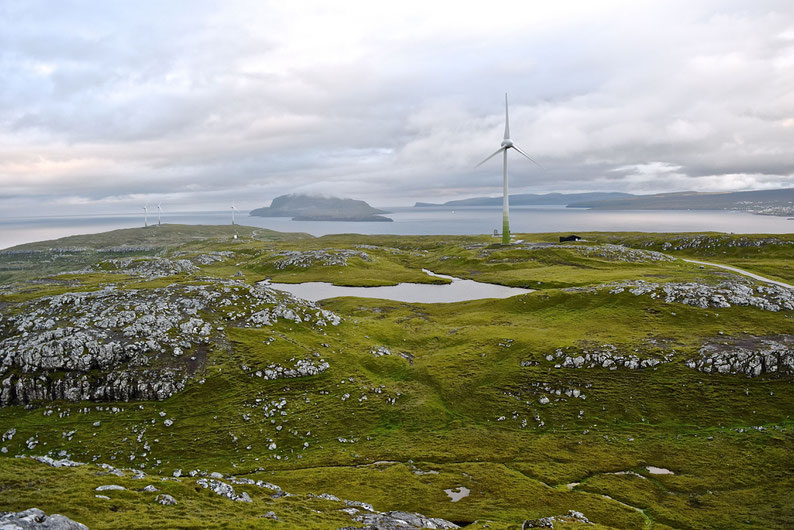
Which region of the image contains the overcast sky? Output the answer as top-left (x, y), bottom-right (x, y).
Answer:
top-left (1, 0), bottom-right (793, 214)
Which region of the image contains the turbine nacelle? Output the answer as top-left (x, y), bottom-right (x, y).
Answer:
top-left (501, 139), bottom-right (514, 148)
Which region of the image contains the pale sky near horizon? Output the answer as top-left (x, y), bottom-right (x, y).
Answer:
top-left (1, 0), bottom-right (793, 215)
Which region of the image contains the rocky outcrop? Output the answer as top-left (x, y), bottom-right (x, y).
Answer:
top-left (558, 244), bottom-right (674, 263)
top-left (350, 511), bottom-right (459, 529)
top-left (0, 508), bottom-right (88, 529)
top-left (547, 344), bottom-right (673, 370)
top-left (608, 280), bottom-right (794, 311)
top-left (95, 257), bottom-right (198, 279)
top-left (251, 358), bottom-right (330, 380)
top-left (686, 335), bottom-right (794, 377)
top-left (272, 249), bottom-right (371, 270)
top-left (30, 455), bottom-right (84, 468)
top-left (650, 235), bottom-right (793, 252)
top-left (196, 478), bottom-right (252, 502)
top-left (0, 280), bottom-right (340, 406)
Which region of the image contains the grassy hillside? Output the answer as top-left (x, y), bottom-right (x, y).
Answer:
top-left (1, 228), bottom-right (792, 529)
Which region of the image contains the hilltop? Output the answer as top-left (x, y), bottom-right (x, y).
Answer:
top-left (250, 194), bottom-right (393, 222)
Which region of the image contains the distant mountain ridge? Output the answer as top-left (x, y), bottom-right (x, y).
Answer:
top-left (567, 188), bottom-right (794, 216)
top-left (415, 192), bottom-right (634, 207)
top-left (250, 194), bottom-right (392, 222)
top-left (415, 189), bottom-right (794, 216)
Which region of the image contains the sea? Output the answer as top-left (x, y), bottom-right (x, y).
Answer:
top-left (1, 206), bottom-right (792, 250)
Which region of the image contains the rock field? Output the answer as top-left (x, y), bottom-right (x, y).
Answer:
top-left (0, 279), bottom-right (339, 406)
top-left (607, 279), bottom-right (794, 311)
top-left (686, 335), bottom-right (794, 377)
top-left (272, 249), bottom-right (371, 270)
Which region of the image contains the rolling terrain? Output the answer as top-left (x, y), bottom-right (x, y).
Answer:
top-left (1, 226), bottom-right (793, 529)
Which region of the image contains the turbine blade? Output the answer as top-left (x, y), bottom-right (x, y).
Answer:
top-left (504, 93), bottom-right (510, 140)
top-left (511, 145), bottom-right (543, 169)
top-left (475, 147), bottom-right (505, 168)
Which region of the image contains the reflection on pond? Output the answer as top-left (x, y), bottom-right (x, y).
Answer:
top-left (266, 269), bottom-right (532, 303)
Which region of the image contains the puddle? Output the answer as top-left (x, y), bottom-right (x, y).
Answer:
top-left (267, 269), bottom-right (532, 303)
top-left (646, 466), bottom-right (674, 475)
top-left (444, 486), bottom-right (470, 502)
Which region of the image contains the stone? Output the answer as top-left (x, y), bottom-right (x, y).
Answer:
top-left (353, 511), bottom-right (459, 529)
top-left (95, 485), bottom-right (125, 491)
top-left (0, 508), bottom-right (88, 529)
top-left (196, 478), bottom-right (252, 502)
top-left (155, 494), bottom-right (177, 506)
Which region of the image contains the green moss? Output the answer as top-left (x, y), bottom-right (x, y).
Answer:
top-left (1, 229), bottom-right (793, 528)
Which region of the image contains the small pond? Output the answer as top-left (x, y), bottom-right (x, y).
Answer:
top-left (444, 486), bottom-right (471, 502)
top-left (266, 269), bottom-right (532, 303)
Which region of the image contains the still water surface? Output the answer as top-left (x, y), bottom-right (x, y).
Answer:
top-left (267, 270), bottom-right (533, 303)
top-left (1, 206), bottom-right (792, 249)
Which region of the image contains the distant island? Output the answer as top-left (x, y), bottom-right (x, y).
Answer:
top-left (250, 194), bottom-right (393, 222)
top-left (415, 189), bottom-right (794, 216)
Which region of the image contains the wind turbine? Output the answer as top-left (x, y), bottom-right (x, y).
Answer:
top-left (142, 205), bottom-right (149, 228)
top-left (157, 203), bottom-right (162, 226)
top-left (231, 203), bottom-right (237, 225)
top-left (476, 93), bottom-right (541, 244)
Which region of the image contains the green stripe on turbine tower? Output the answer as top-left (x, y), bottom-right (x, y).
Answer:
top-left (475, 93), bottom-right (542, 245)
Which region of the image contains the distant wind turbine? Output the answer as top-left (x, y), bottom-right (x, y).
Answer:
top-left (476, 93), bottom-right (541, 245)
top-left (157, 203), bottom-right (162, 226)
top-left (231, 203), bottom-right (238, 225)
top-left (142, 205), bottom-right (148, 228)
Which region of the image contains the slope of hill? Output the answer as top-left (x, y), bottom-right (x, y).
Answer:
top-left (1, 227), bottom-right (793, 528)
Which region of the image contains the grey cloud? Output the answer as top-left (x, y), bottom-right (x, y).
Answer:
top-left (0, 0), bottom-right (793, 216)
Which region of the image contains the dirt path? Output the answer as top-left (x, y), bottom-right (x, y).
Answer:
top-left (682, 259), bottom-right (794, 289)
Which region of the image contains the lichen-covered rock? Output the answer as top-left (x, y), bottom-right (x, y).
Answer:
top-left (607, 280), bottom-right (794, 311)
top-left (30, 455), bottom-right (84, 468)
top-left (272, 249), bottom-right (371, 270)
top-left (654, 235), bottom-right (794, 252)
top-left (559, 244), bottom-right (674, 263)
top-left (252, 358), bottom-right (330, 380)
top-left (352, 511), bottom-right (459, 529)
top-left (686, 335), bottom-right (794, 377)
top-left (0, 508), bottom-right (88, 529)
top-left (548, 343), bottom-right (672, 370)
top-left (0, 279), bottom-right (340, 406)
top-left (93, 257), bottom-right (198, 279)
top-left (196, 478), bottom-right (252, 502)
top-left (155, 494), bottom-right (177, 505)
top-left (95, 485), bottom-right (125, 491)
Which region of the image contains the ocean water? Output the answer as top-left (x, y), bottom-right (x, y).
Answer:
top-left (1, 206), bottom-right (792, 250)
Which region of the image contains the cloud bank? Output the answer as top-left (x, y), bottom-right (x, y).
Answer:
top-left (1, 0), bottom-right (793, 214)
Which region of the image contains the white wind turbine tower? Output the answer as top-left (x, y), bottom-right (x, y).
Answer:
top-left (157, 203), bottom-right (162, 226)
top-left (142, 205), bottom-right (149, 227)
top-left (231, 203), bottom-right (238, 225)
top-left (476, 93), bottom-right (541, 245)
